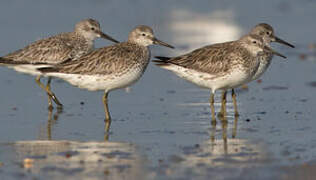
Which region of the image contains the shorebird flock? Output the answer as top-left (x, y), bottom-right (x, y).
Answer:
top-left (0, 19), bottom-right (294, 130)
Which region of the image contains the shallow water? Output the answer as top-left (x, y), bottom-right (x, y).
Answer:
top-left (0, 0), bottom-right (316, 179)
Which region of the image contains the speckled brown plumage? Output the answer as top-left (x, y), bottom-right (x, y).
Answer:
top-left (155, 35), bottom-right (262, 78)
top-left (42, 42), bottom-right (149, 75)
top-left (1, 18), bottom-right (118, 65)
top-left (4, 32), bottom-right (83, 64)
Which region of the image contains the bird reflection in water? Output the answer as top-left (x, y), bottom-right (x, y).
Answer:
top-left (162, 104), bottom-right (268, 179)
top-left (209, 102), bottom-right (238, 155)
top-left (37, 106), bottom-right (112, 141)
top-left (37, 108), bottom-right (112, 141)
top-left (163, 112), bottom-right (266, 179)
top-left (38, 108), bottom-right (63, 140)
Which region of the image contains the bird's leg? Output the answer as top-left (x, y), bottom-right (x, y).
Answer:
top-left (103, 92), bottom-right (112, 134)
top-left (36, 75), bottom-right (53, 109)
top-left (209, 92), bottom-right (216, 125)
top-left (46, 77), bottom-right (63, 110)
top-left (35, 76), bottom-right (63, 109)
top-left (218, 90), bottom-right (227, 117)
top-left (231, 89), bottom-right (239, 117)
top-left (45, 77), bottom-right (53, 110)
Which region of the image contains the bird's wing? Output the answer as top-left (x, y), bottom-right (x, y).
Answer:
top-left (39, 42), bottom-right (146, 75)
top-left (155, 41), bottom-right (243, 75)
top-left (3, 33), bottom-right (73, 64)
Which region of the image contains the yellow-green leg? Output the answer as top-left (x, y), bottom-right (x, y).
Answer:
top-left (35, 75), bottom-right (63, 109)
top-left (103, 92), bottom-right (112, 135)
top-left (209, 92), bottom-right (216, 125)
top-left (218, 90), bottom-right (227, 117)
top-left (231, 89), bottom-right (239, 117)
top-left (46, 77), bottom-right (53, 110)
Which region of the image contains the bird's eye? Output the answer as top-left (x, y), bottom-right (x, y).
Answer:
top-left (252, 41), bottom-right (257, 44)
top-left (142, 33), bottom-right (146, 36)
top-left (91, 27), bottom-right (95, 31)
top-left (266, 32), bottom-right (270, 35)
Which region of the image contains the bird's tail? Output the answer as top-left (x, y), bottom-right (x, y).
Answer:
top-left (152, 56), bottom-right (172, 67)
top-left (0, 57), bottom-right (24, 65)
top-left (37, 67), bottom-right (59, 73)
top-left (0, 57), bottom-right (48, 65)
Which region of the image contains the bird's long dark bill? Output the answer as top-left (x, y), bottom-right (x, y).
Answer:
top-left (153, 38), bottom-right (174, 49)
top-left (99, 32), bottom-right (120, 43)
top-left (274, 36), bottom-right (295, 48)
top-left (264, 46), bottom-right (287, 59)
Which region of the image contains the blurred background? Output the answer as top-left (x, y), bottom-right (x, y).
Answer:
top-left (0, 0), bottom-right (315, 179)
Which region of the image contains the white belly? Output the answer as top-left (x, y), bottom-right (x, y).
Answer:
top-left (11, 64), bottom-right (53, 76)
top-left (161, 64), bottom-right (250, 93)
top-left (46, 66), bottom-right (145, 92)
